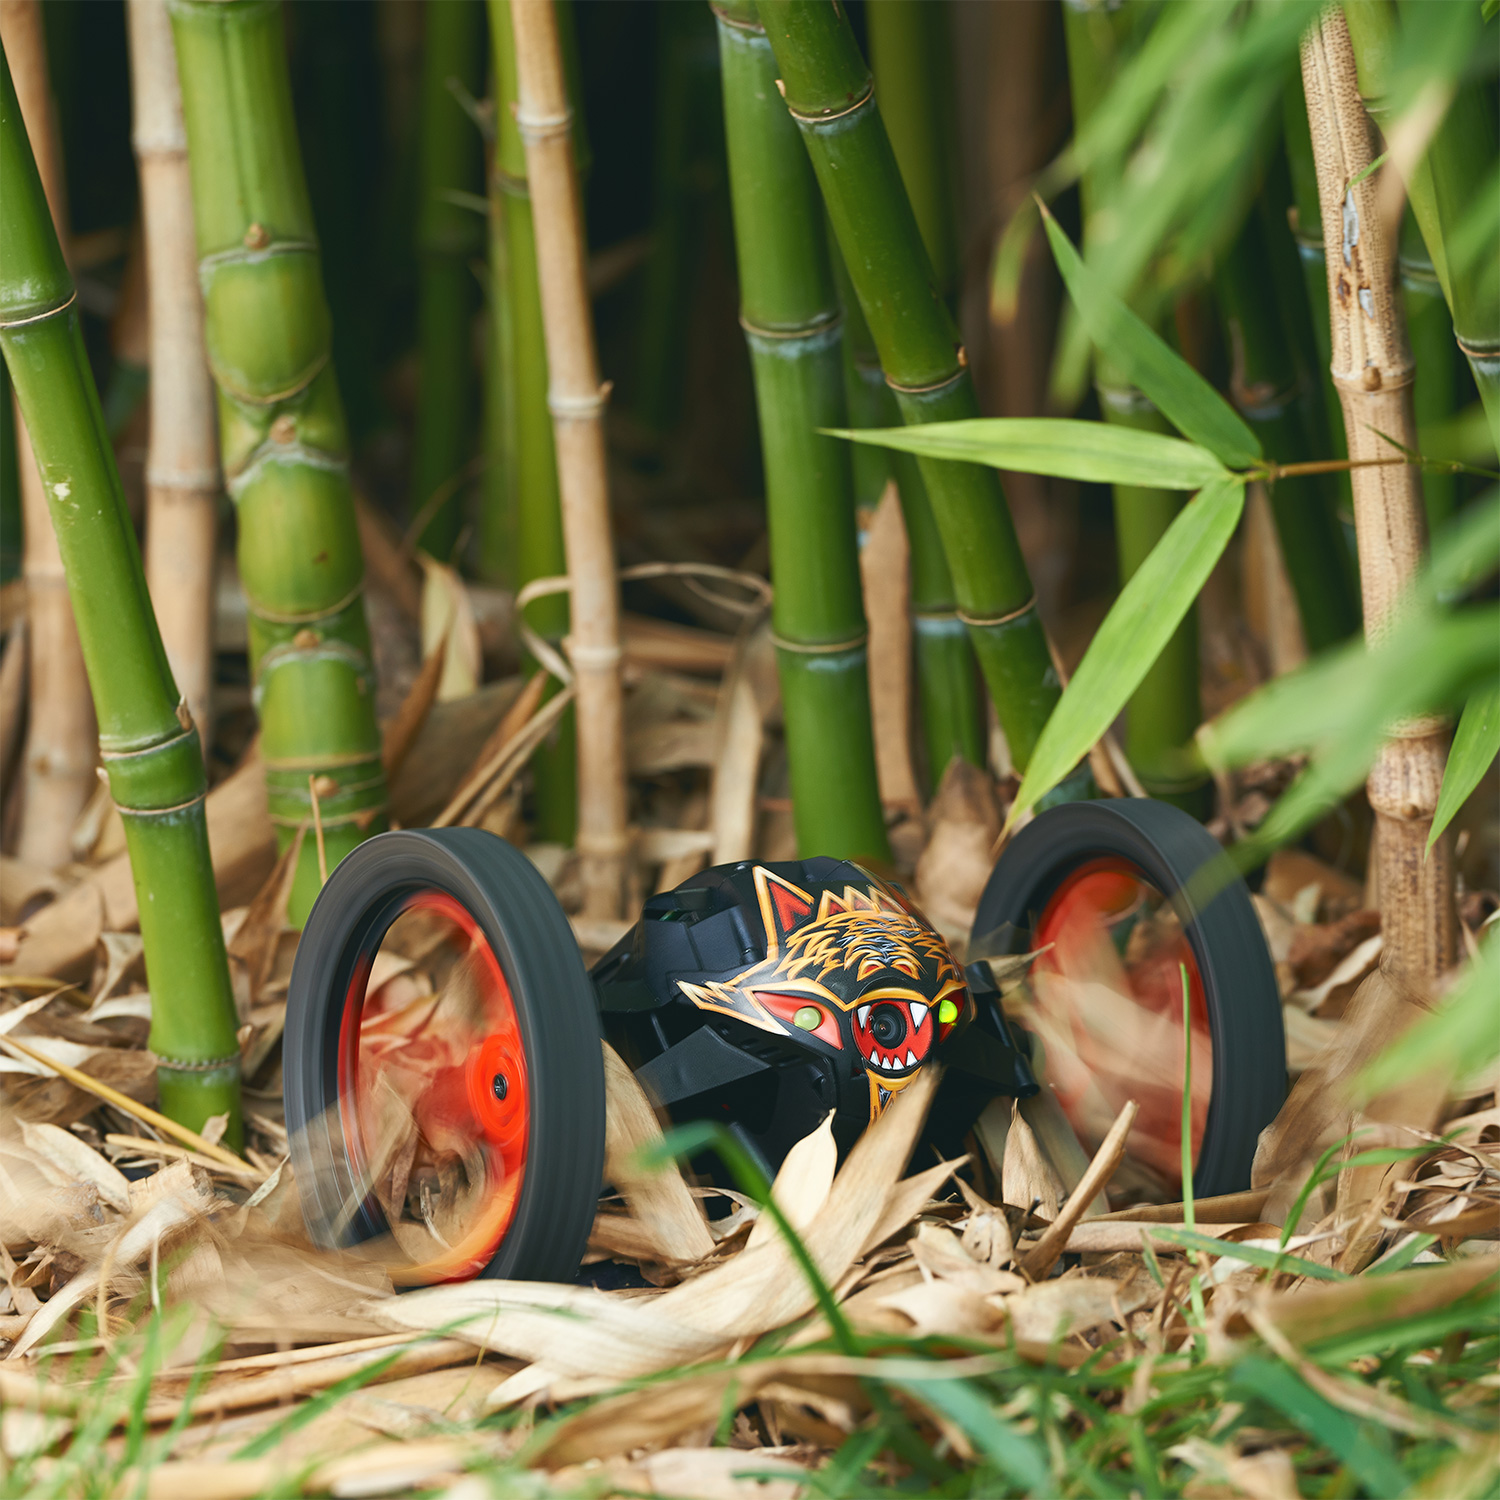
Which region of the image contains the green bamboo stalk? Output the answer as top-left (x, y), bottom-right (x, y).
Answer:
top-left (829, 234), bottom-right (984, 789)
top-left (0, 359), bottom-right (17, 582)
top-left (1342, 0), bottom-right (1500, 453)
top-left (0, 45), bottom-right (242, 1142)
top-left (865, 0), bottom-right (958, 304)
top-left (756, 0), bottom-right (1063, 778)
top-left (1217, 195), bottom-right (1362, 652)
top-left (634, 0), bottom-right (721, 437)
top-left (1281, 74), bottom-right (1346, 459)
top-left (1062, 0), bottom-right (1207, 813)
top-left (489, 0), bottom-right (574, 844)
top-left (1399, 211), bottom-right (1460, 532)
top-left (411, 0), bottom-right (485, 559)
top-left (715, 0), bottom-right (888, 865)
top-left (477, 151), bottom-right (514, 588)
top-left (170, 0), bottom-right (387, 925)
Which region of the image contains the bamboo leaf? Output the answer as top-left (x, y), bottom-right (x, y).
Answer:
top-left (1429, 683), bottom-right (1500, 849)
top-left (1041, 207), bottom-right (1262, 468)
top-left (1358, 932), bottom-right (1500, 1100)
top-left (1009, 475), bottom-right (1245, 825)
top-left (826, 418), bottom-right (1230, 490)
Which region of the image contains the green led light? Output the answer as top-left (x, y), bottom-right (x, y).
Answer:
top-left (792, 1005), bottom-right (822, 1031)
top-left (937, 998), bottom-right (959, 1024)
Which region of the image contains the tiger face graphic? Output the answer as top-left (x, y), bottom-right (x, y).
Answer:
top-left (677, 866), bottom-right (970, 1116)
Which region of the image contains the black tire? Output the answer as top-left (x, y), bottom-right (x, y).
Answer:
top-left (284, 828), bottom-right (605, 1282)
top-left (970, 799), bottom-right (1283, 1197)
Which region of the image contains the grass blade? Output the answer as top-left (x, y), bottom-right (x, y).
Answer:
top-left (1149, 1227), bottom-right (1349, 1283)
top-left (891, 1374), bottom-right (1050, 1491)
top-left (1009, 475), bottom-right (1245, 824)
top-left (1232, 1356), bottom-right (1406, 1496)
top-left (1041, 206), bottom-right (1262, 468)
top-left (825, 417), bottom-right (1230, 490)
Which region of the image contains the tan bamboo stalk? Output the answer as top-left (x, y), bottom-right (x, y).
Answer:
top-left (0, 0), bottom-right (96, 867)
top-left (1300, 10), bottom-right (1454, 981)
top-left (127, 0), bottom-right (218, 754)
top-left (509, 0), bottom-right (626, 920)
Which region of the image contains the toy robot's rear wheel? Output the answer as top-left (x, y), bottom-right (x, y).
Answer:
top-left (284, 829), bottom-right (604, 1283)
top-left (973, 799), bottom-right (1284, 1200)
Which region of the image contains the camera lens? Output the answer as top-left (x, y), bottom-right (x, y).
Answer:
top-left (869, 1003), bottom-right (906, 1048)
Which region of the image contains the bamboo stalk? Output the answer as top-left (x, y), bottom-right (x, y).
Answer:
top-left (757, 0), bottom-right (1064, 779)
top-left (715, 0), bottom-right (888, 865)
top-left (0, 0), bottom-right (96, 869)
top-left (1398, 214), bottom-right (1458, 533)
top-left (508, 0), bottom-right (626, 919)
top-left (411, 0), bottom-right (484, 560)
top-left (865, 0), bottom-right (958, 305)
top-left (1062, 1), bottom-right (1207, 815)
top-left (169, 0), bottom-right (388, 926)
top-left (1217, 192), bottom-right (1361, 653)
top-left (1342, 0), bottom-right (1500, 453)
top-left (127, 0), bottom-right (218, 756)
top-left (633, 0), bottom-right (720, 437)
top-left (1300, 9), bottom-right (1454, 981)
top-left (0, 46), bottom-right (243, 1140)
top-left (826, 150), bottom-right (984, 792)
top-left (488, 0), bottom-right (576, 843)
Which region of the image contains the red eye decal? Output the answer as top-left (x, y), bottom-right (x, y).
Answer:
top-left (753, 991), bottom-right (843, 1048)
top-left (852, 998), bottom-right (934, 1077)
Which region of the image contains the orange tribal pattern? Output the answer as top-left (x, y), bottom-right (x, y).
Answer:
top-left (677, 865), bottom-right (970, 1116)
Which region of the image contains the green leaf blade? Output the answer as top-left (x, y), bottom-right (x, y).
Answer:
top-left (1429, 682), bottom-right (1500, 850)
top-left (1009, 475), bottom-right (1246, 824)
top-left (1041, 207), bottom-right (1263, 469)
top-left (826, 418), bottom-right (1230, 490)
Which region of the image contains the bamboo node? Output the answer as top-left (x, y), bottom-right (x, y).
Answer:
top-left (576, 831), bottom-right (631, 857)
top-left (565, 639), bottom-right (623, 672)
top-left (1361, 366), bottom-right (1382, 391)
top-left (242, 222), bottom-right (271, 251)
top-left (958, 597), bottom-right (1037, 630)
top-left (547, 384), bottom-right (612, 420)
top-left (154, 1050), bottom-right (243, 1075)
top-left (0, 288), bottom-right (77, 329)
top-left (292, 628), bottom-right (322, 651)
top-left (885, 367), bottom-right (964, 398)
top-left (514, 105), bottom-right (573, 143)
top-left (770, 631), bottom-right (868, 656)
top-left (785, 79), bottom-right (875, 126)
top-left (248, 581), bottom-right (365, 627)
top-left (270, 414), bottom-right (297, 444)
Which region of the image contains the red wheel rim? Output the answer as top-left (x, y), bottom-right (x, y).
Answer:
top-left (337, 892), bottom-right (528, 1282)
top-left (1021, 857), bottom-right (1211, 1198)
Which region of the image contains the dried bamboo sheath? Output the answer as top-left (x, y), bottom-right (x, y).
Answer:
top-left (715, 0), bottom-right (888, 864)
top-left (169, 0), bottom-right (387, 925)
top-left (0, 0), bottom-right (96, 868)
top-left (508, 0), bottom-right (626, 919)
top-left (0, 47), bottom-right (242, 1137)
top-left (1300, 11), bottom-right (1453, 980)
top-left (128, 0), bottom-right (218, 754)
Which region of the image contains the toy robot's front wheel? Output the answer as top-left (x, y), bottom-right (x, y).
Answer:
top-left (973, 799), bottom-right (1284, 1200)
top-left (283, 829), bottom-right (604, 1283)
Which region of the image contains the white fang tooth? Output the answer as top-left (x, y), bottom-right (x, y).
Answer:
top-left (884, 1056), bottom-right (897, 1071)
top-left (869, 1048), bottom-right (880, 1068)
top-left (909, 1002), bottom-right (928, 1029)
top-left (857, 1005), bottom-right (871, 1028)
top-left (905, 1050), bottom-right (918, 1068)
